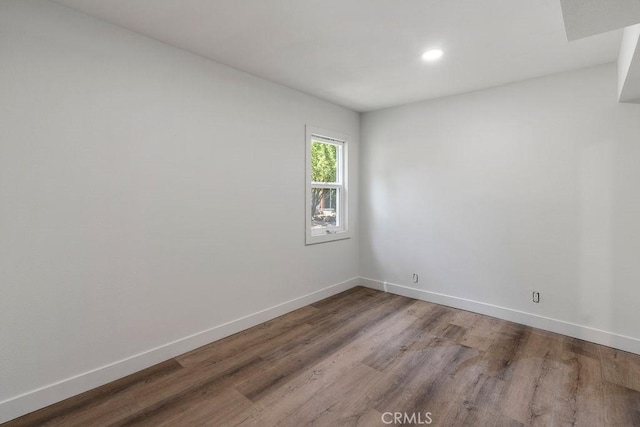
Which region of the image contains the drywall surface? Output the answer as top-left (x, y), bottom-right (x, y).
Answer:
top-left (361, 63), bottom-right (640, 350)
top-left (618, 24), bottom-right (640, 103)
top-left (0, 0), bottom-right (358, 420)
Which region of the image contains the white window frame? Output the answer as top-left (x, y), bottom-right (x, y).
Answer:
top-left (306, 125), bottom-right (350, 245)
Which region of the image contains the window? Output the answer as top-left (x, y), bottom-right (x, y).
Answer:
top-left (306, 126), bottom-right (350, 244)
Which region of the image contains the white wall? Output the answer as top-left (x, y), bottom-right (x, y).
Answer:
top-left (618, 24), bottom-right (640, 103)
top-left (0, 0), bottom-right (359, 421)
top-left (361, 63), bottom-right (640, 353)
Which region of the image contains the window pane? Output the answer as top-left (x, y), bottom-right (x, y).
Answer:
top-left (311, 188), bottom-right (339, 230)
top-left (311, 141), bottom-right (338, 183)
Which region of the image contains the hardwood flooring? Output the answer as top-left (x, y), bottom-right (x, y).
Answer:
top-left (4, 287), bottom-right (640, 426)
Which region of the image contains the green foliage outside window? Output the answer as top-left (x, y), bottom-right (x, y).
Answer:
top-left (311, 141), bottom-right (337, 216)
top-left (311, 141), bottom-right (337, 183)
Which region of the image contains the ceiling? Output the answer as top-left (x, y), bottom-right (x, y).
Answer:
top-left (560, 0), bottom-right (640, 41)
top-left (53, 0), bottom-right (623, 112)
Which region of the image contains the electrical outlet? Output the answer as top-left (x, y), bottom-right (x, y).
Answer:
top-left (412, 273), bottom-right (419, 284)
top-left (532, 291), bottom-right (540, 303)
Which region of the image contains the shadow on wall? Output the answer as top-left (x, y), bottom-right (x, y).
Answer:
top-left (579, 140), bottom-right (614, 337)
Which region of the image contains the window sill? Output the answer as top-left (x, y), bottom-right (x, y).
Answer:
top-left (305, 230), bottom-right (351, 245)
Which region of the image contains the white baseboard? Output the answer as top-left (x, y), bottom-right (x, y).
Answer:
top-left (358, 277), bottom-right (386, 291)
top-left (359, 277), bottom-right (640, 356)
top-left (0, 277), bottom-right (359, 424)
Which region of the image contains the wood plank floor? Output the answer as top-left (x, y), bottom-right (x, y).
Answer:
top-left (4, 287), bottom-right (640, 426)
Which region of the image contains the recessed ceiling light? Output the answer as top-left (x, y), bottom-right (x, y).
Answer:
top-left (421, 48), bottom-right (444, 62)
